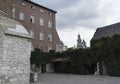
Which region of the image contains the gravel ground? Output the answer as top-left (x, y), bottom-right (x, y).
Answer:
top-left (31, 73), bottom-right (120, 84)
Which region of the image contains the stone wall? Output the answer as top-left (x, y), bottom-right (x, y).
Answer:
top-left (0, 28), bottom-right (4, 59)
top-left (0, 10), bottom-right (32, 84)
top-left (0, 33), bottom-right (31, 84)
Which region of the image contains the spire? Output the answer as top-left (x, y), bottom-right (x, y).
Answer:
top-left (77, 34), bottom-right (87, 48)
top-left (82, 39), bottom-right (87, 48)
top-left (77, 34), bottom-right (83, 48)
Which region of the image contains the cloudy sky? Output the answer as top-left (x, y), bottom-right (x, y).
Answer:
top-left (32, 0), bottom-right (120, 47)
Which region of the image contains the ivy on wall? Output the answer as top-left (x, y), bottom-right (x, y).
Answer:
top-left (30, 34), bottom-right (120, 76)
top-left (91, 34), bottom-right (120, 76)
top-left (30, 48), bottom-right (94, 74)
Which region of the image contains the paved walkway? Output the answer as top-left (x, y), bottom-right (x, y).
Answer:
top-left (31, 73), bottom-right (120, 84)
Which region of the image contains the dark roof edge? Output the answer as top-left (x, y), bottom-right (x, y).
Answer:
top-left (92, 22), bottom-right (120, 40)
top-left (97, 22), bottom-right (120, 29)
top-left (24, 0), bottom-right (57, 13)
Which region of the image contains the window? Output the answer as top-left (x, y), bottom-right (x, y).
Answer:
top-left (31, 5), bottom-right (36, 10)
top-left (48, 21), bottom-right (52, 28)
top-left (21, 3), bottom-right (25, 6)
top-left (48, 46), bottom-right (52, 52)
top-left (39, 46), bottom-right (43, 52)
top-left (48, 12), bottom-right (52, 16)
top-left (40, 9), bottom-right (44, 13)
top-left (30, 16), bottom-right (35, 23)
top-left (20, 0), bottom-right (25, 6)
top-left (40, 18), bottom-right (44, 26)
top-left (31, 45), bottom-right (34, 51)
top-left (19, 12), bottom-right (24, 20)
top-left (48, 34), bottom-right (52, 42)
top-left (40, 32), bottom-right (44, 40)
top-left (30, 30), bottom-right (34, 38)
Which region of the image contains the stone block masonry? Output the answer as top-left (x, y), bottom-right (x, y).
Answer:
top-left (0, 10), bottom-right (32, 84)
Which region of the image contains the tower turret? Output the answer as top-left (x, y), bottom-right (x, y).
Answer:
top-left (77, 34), bottom-right (83, 48)
top-left (82, 39), bottom-right (87, 48)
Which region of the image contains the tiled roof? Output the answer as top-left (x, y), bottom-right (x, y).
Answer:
top-left (93, 22), bottom-right (120, 39)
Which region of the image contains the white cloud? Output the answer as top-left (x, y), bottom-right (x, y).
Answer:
top-left (32, 0), bottom-right (120, 48)
top-left (57, 27), bottom-right (95, 47)
top-left (98, 0), bottom-right (120, 26)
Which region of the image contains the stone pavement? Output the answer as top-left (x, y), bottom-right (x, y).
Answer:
top-left (31, 73), bottom-right (120, 84)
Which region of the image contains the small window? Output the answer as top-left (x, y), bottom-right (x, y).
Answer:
top-left (48, 21), bottom-right (52, 28)
top-left (30, 16), bottom-right (35, 23)
top-left (48, 34), bottom-right (52, 42)
top-left (40, 18), bottom-right (44, 26)
top-left (39, 46), bottom-right (43, 52)
top-left (30, 30), bottom-right (34, 38)
top-left (48, 46), bottom-right (52, 52)
top-left (21, 3), bottom-right (25, 6)
top-left (40, 32), bottom-right (44, 40)
top-left (31, 45), bottom-right (34, 51)
top-left (48, 12), bottom-right (52, 16)
top-left (20, 0), bottom-right (25, 6)
top-left (40, 9), bottom-right (44, 13)
top-left (19, 12), bottom-right (25, 20)
top-left (31, 5), bottom-right (36, 10)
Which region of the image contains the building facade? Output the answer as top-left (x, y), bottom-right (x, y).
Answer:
top-left (0, 0), bottom-right (61, 52)
top-left (56, 42), bottom-right (68, 52)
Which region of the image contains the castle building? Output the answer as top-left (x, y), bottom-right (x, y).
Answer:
top-left (77, 34), bottom-right (87, 48)
top-left (0, 0), bottom-right (61, 52)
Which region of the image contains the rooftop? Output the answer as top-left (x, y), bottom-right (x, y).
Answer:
top-left (92, 22), bottom-right (120, 40)
top-left (25, 0), bottom-right (57, 13)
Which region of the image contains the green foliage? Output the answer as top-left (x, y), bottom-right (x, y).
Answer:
top-left (64, 49), bottom-right (92, 75)
top-left (91, 34), bottom-right (120, 76)
top-left (30, 48), bottom-right (93, 74)
top-left (30, 48), bottom-right (55, 67)
top-left (30, 34), bottom-right (120, 76)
